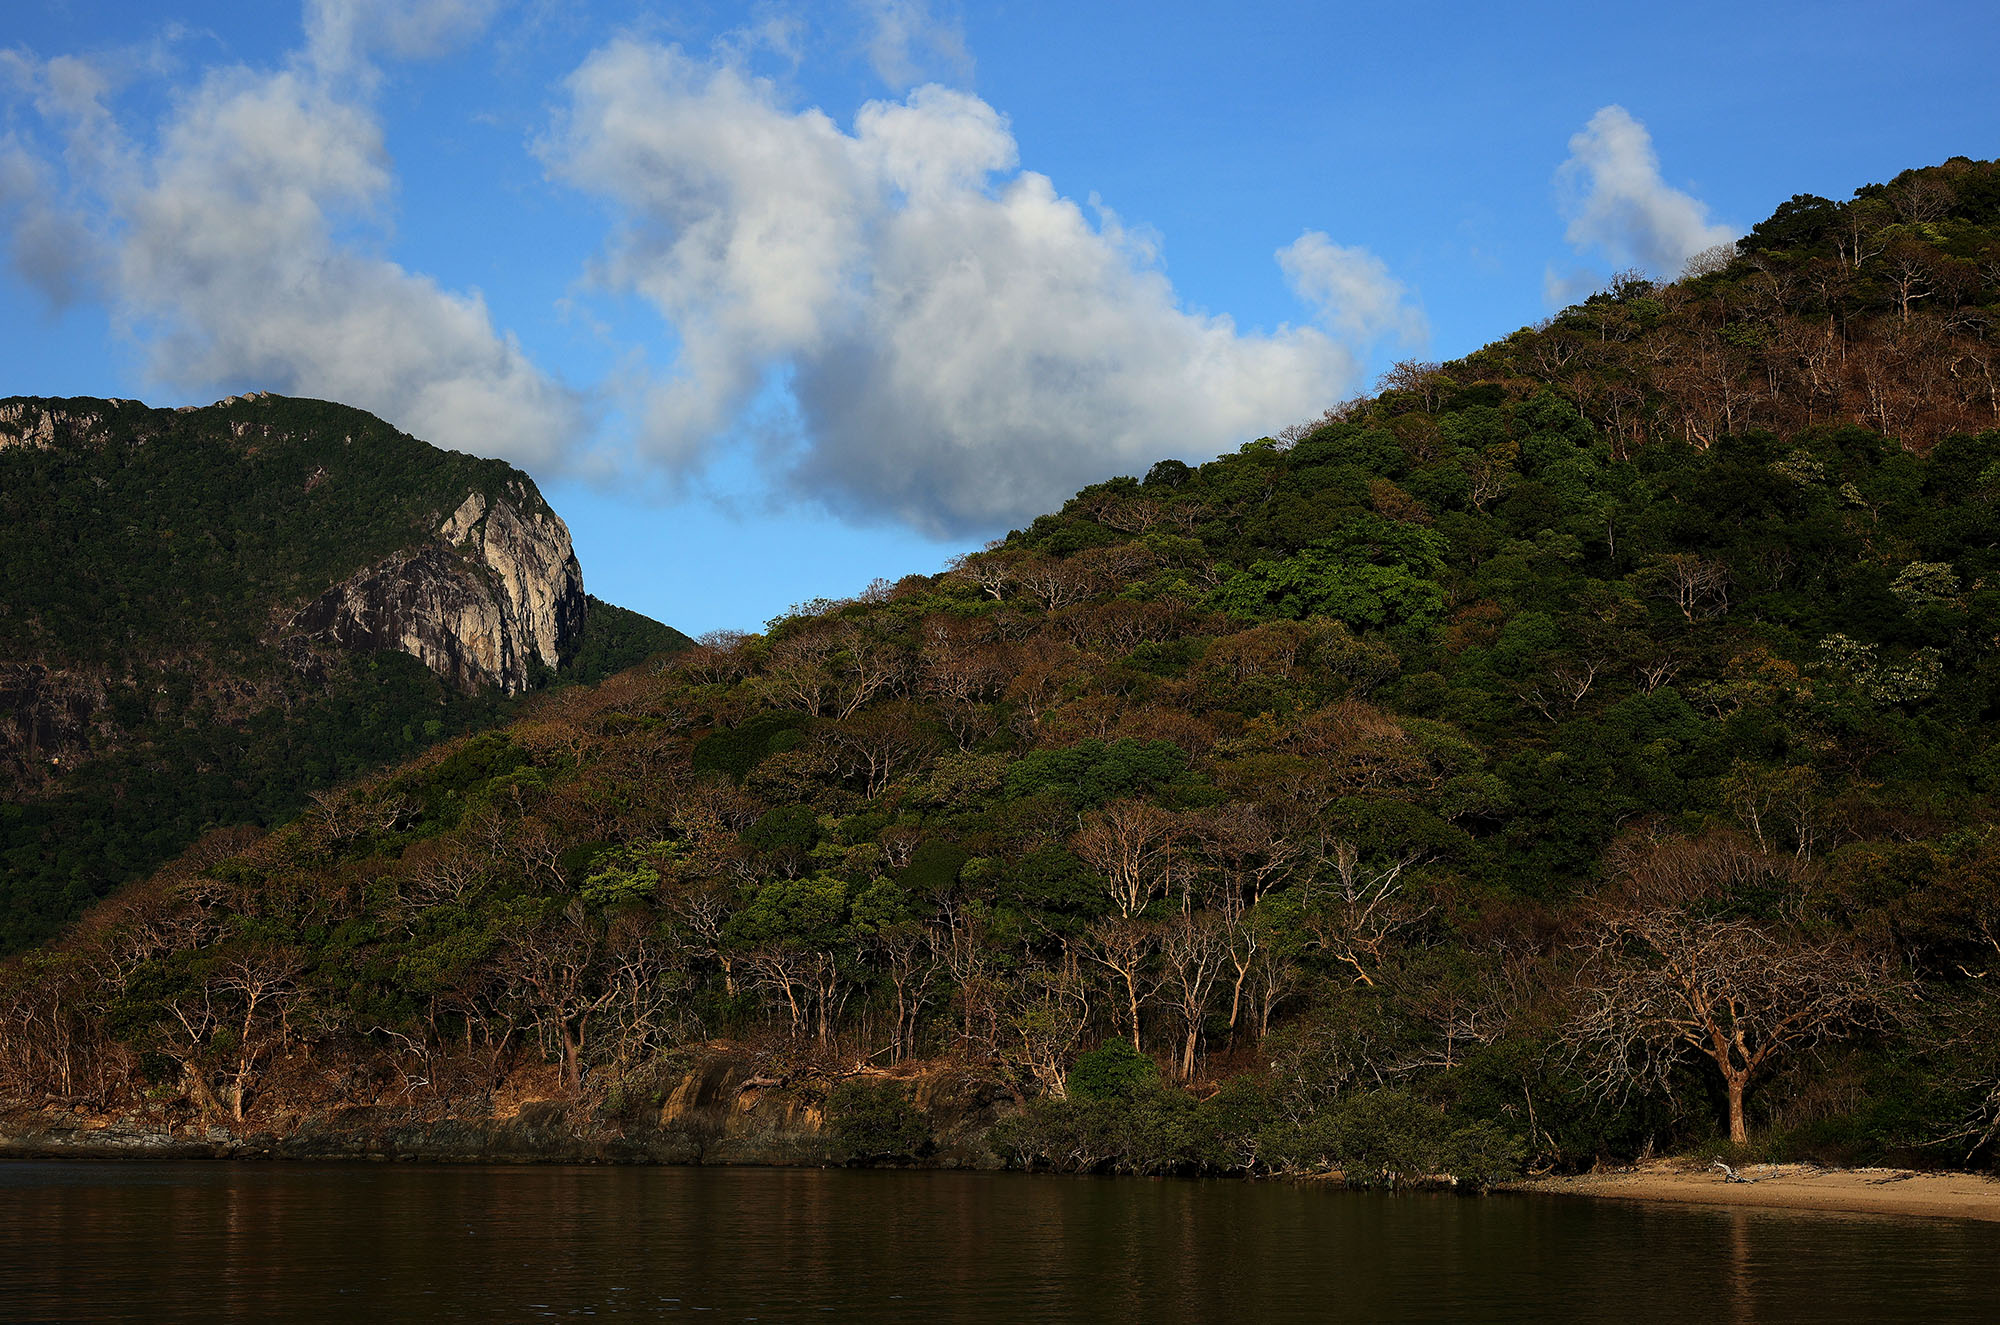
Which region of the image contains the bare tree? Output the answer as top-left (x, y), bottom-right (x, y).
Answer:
top-left (875, 921), bottom-right (943, 1063)
top-left (945, 550), bottom-right (1018, 601)
top-left (1301, 841), bottom-right (1431, 987)
top-left (1073, 799), bottom-right (1184, 919)
top-left (135, 941), bottom-right (308, 1121)
top-left (741, 945), bottom-right (848, 1046)
top-left (1466, 449), bottom-right (1514, 512)
top-left (1635, 647), bottom-right (1685, 695)
top-left (211, 946), bottom-right (309, 1119)
top-left (1569, 895), bottom-right (1904, 1144)
top-left (826, 703), bottom-right (939, 798)
top-left (499, 902), bottom-right (622, 1094)
top-left (1158, 914), bottom-right (1229, 1082)
top-left (1377, 360), bottom-right (1453, 413)
top-left (1889, 173), bottom-right (1955, 226)
top-left (1086, 917), bottom-right (1160, 1053)
top-left (1881, 240), bottom-right (1938, 323)
top-left (1005, 958), bottom-right (1092, 1097)
top-left (1650, 554), bottom-right (1732, 621)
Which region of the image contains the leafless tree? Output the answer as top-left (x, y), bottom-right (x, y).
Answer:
top-left (875, 921), bottom-right (944, 1063)
top-left (1158, 913), bottom-right (1229, 1082)
top-left (1074, 799), bottom-right (1184, 919)
top-left (741, 945), bottom-right (848, 1046)
top-left (945, 550), bottom-right (1018, 601)
top-left (1005, 958), bottom-right (1092, 1097)
top-left (138, 941), bottom-right (308, 1120)
top-left (1015, 556), bottom-right (1101, 612)
top-left (1377, 360), bottom-right (1453, 412)
top-left (1086, 917), bottom-right (1160, 1053)
top-left (1300, 841), bottom-right (1431, 987)
top-left (499, 902), bottom-right (622, 1094)
top-left (1635, 648), bottom-right (1685, 695)
top-left (1569, 907), bottom-right (1903, 1144)
top-left (1881, 240), bottom-right (1938, 323)
top-left (758, 623), bottom-right (903, 719)
top-left (1889, 173), bottom-right (1955, 226)
top-left (1651, 554), bottom-right (1732, 621)
top-left (827, 703), bottom-right (939, 797)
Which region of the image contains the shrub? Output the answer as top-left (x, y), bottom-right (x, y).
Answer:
top-left (825, 1080), bottom-right (933, 1164)
top-left (1068, 1041), bottom-right (1159, 1101)
top-left (1266, 1089), bottom-right (1526, 1190)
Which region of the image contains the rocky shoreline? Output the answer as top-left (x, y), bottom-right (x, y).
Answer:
top-left (11, 1055), bottom-right (2000, 1228)
top-left (0, 1054), bottom-right (1013, 1168)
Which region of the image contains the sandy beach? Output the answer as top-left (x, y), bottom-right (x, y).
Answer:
top-left (1511, 1161), bottom-right (2000, 1222)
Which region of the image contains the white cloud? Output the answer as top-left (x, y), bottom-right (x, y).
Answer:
top-left (1278, 230), bottom-right (1426, 346)
top-left (548, 41), bottom-right (1413, 535)
top-left (3, 10), bottom-right (1421, 534)
top-left (1, 9), bottom-right (584, 471)
top-left (857, 0), bottom-right (972, 90)
top-left (0, 135), bottom-right (99, 305)
top-left (1554, 105), bottom-right (1737, 282)
top-left (304, 0), bottom-right (505, 72)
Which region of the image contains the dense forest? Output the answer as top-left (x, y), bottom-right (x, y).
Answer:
top-left (5, 158), bottom-right (2000, 1186)
top-left (0, 395), bottom-right (688, 951)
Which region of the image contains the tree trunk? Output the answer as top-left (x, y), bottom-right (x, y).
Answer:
top-left (1726, 1072), bottom-right (1749, 1146)
top-left (1125, 974), bottom-right (1142, 1053)
top-left (181, 1062), bottom-right (224, 1119)
top-left (562, 1022), bottom-right (584, 1094)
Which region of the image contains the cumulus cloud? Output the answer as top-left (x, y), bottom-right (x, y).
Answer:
top-left (0, 136), bottom-right (99, 306)
top-left (1278, 231), bottom-right (1426, 346)
top-left (1552, 105), bottom-right (1737, 297)
top-left (305, 0), bottom-right (505, 71)
top-left (0, 2), bottom-right (584, 470)
top-left (549, 41), bottom-right (1413, 534)
top-left (857, 0), bottom-right (972, 89)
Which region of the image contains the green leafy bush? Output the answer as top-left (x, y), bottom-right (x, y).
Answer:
top-left (826, 1080), bottom-right (933, 1163)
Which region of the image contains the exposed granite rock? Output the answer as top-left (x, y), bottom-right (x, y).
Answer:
top-left (289, 483), bottom-right (587, 694)
top-left (2, 394), bottom-right (591, 699)
top-left (0, 400), bottom-right (117, 451)
top-left (0, 663), bottom-right (106, 787)
top-left (0, 1055), bottom-right (1013, 1167)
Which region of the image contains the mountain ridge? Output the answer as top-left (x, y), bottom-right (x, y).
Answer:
top-left (4, 156), bottom-right (1999, 1180)
top-left (0, 391), bottom-right (688, 949)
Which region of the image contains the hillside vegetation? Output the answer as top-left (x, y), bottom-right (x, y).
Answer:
top-left (0, 395), bottom-right (687, 951)
top-left (5, 158), bottom-right (2000, 1182)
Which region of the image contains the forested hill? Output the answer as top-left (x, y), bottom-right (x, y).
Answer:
top-left (4, 158), bottom-right (1999, 1181)
top-left (0, 393), bottom-right (689, 951)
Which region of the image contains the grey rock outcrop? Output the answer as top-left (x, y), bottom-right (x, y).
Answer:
top-left (0, 400), bottom-right (121, 452)
top-left (0, 664), bottom-right (107, 788)
top-left (290, 483), bottom-right (587, 694)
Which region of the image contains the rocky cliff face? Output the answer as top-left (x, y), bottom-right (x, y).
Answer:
top-left (290, 485), bottom-right (588, 695)
top-left (0, 1050), bottom-right (1015, 1168)
top-left (1, 396), bottom-right (591, 700)
top-left (0, 391), bottom-right (684, 951)
top-left (0, 664), bottom-right (107, 789)
top-left (0, 399), bottom-right (131, 452)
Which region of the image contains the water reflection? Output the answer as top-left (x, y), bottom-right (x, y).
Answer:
top-left (0, 1163), bottom-right (1994, 1322)
top-left (1728, 1207), bottom-right (1753, 1325)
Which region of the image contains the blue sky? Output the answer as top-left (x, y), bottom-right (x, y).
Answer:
top-left (4, 0), bottom-right (1997, 635)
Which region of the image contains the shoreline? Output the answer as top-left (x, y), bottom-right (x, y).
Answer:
top-left (8, 1099), bottom-right (1998, 1224)
top-left (8, 1113), bottom-right (2000, 1226)
top-left (1506, 1160), bottom-right (2000, 1223)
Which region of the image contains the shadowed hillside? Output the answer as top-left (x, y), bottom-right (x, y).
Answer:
top-left (0, 393), bottom-right (688, 950)
top-left (5, 159), bottom-right (1999, 1182)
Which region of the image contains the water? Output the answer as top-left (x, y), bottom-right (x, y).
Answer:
top-left (0, 1163), bottom-right (1994, 1322)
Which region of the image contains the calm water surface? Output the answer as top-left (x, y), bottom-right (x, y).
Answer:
top-left (1, 1161), bottom-right (1995, 1322)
